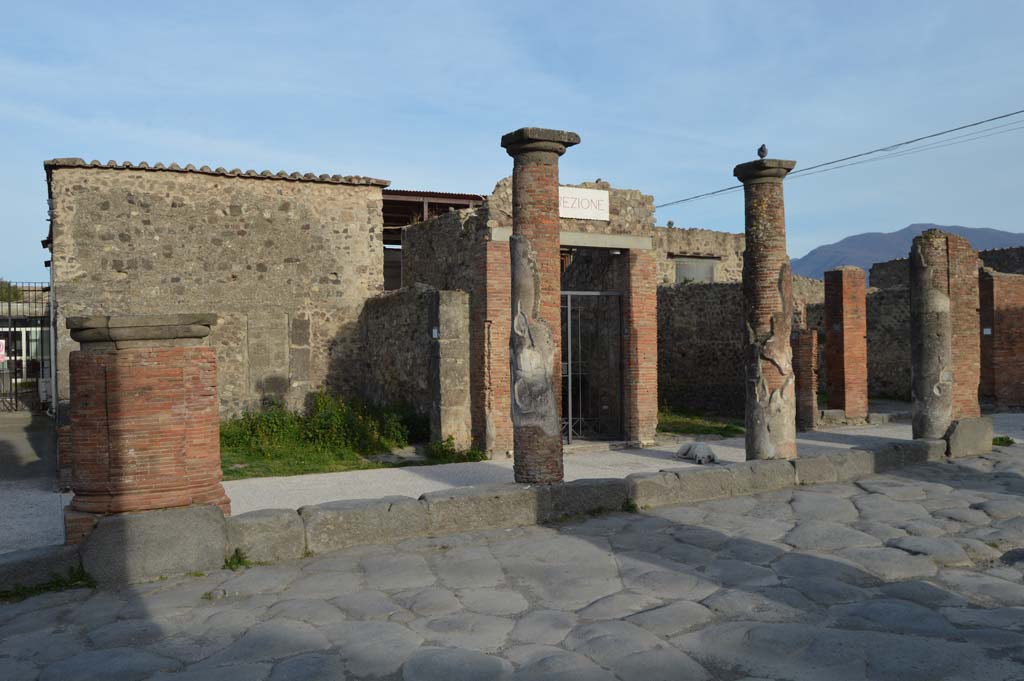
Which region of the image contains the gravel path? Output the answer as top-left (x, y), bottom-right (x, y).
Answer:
top-left (3, 444), bottom-right (1024, 680)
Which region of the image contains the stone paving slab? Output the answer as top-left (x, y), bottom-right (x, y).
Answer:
top-left (2, 446), bottom-right (1024, 680)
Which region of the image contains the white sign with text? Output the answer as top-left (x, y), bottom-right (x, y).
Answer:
top-left (559, 186), bottom-right (609, 221)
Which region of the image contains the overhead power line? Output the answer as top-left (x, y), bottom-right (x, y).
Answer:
top-left (655, 107), bottom-right (1024, 209)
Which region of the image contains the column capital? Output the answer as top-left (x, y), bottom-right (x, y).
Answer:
top-left (68, 313), bottom-right (216, 349)
top-left (501, 127), bottom-right (581, 158)
top-left (733, 158), bottom-right (796, 185)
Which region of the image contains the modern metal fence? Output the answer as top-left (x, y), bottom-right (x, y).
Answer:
top-left (0, 281), bottom-right (52, 412)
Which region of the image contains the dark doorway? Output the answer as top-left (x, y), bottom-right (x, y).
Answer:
top-left (559, 247), bottom-right (626, 444)
top-left (561, 291), bottom-right (623, 443)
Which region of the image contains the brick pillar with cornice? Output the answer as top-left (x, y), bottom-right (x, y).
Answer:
top-left (63, 314), bottom-right (230, 544)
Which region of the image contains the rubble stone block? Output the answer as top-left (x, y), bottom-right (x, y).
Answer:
top-left (828, 449), bottom-right (875, 482)
top-left (544, 478), bottom-right (629, 520)
top-left (672, 467), bottom-right (738, 504)
top-left (421, 484), bottom-right (541, 534)
top-left (300, 497), bottom-right (428, 555)
top-left (625, 471), bottom-right (686, 508)
top-left (80, 505), bottom-right (227, 586)
top-left (732, 459), bottom-right (797, 492)
top-left (946, 417), bottom-right (994, 458)
top-left (794, 456), bottom-right (838, 485)
top-left (226, 509), bottom-right (305, 563)
top-left (0, 545), bottom-right (82, 591)
top-left (869, 440), bottom-right (933, 471)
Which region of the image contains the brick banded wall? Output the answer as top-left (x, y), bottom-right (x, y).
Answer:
top-left (359, 284), bottom-right (472, 448)
top-left (980, 269), bottom-right (1024, 407)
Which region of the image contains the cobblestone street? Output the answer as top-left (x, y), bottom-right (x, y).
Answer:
top-left (3, 446), bottom-right (1024, 680)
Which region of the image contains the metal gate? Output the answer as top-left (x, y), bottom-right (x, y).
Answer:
top-left (561, 291), bottom-right (623, 444)
top-left (0, 281), bottom-right (52, 412)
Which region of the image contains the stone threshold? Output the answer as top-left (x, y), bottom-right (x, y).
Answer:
top-left (1, 435), bottom-right (988, 591)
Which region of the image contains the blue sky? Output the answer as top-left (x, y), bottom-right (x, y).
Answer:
top-left (3, 1), bottom-right (1023, 281)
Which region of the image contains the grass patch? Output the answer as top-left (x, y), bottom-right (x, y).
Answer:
top-left (220, 393), bottom-right (429, 480)
top-left (424, 437), bottom-right (489, 464)
top-left (657, 407), bottom-right (745, 438)
top-left (0, 565), bottom-right (95, 603)
top-left (223, 548), bottom-right (252, 571)
top-left (993, 436), bottom-right (1016, 447)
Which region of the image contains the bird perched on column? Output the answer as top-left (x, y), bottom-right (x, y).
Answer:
top-left (757, 144), bottom-right (768, 159)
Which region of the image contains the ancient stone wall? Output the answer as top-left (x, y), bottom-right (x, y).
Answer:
top-left (651, 227), bottom-right (744, 285)
top-left (865, 286), bottom-right (912, 400)
top-left (359, 285), bottom-right (471, 447)
top-left (871, 245), bottom-right (1024, 288)
top-left (657, 283), bottom-right (745, 416)
top-left (658, 278), bottom-right (824, 418)
top-left (979, 246), bottom-right (1024, 275)
top-left (980, 269), bottom-right (1024, 408)
top-left (868, 258), bottom-right (908, 289)
top-left (47, 160), bottom-right (387, 417)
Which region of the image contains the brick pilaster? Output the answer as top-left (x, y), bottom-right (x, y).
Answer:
top-left (824, 266), bottom-right (868, 420)
top-left (623, 249), bottom-right (658, 444)
top-left (792, 329), bottom-right (818, 431)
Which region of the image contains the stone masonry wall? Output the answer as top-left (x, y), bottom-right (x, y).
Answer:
top-left (658, 283), bottom-right (745, 416)
top-left (652, 227), bottom-right (744, 285)
top-left (658, 279), bottom-right (825, 418)
top-left (47, 161), bottom-right (387, 417)
top-left (870, 245), bottom-right (1024, 288)
top-left (866, 286), bottom-right (912, 400)
top-left (359, 284), bottom-right (471, 447)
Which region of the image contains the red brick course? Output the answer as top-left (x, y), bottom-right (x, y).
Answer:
top-left (67, 345), bottom-right (229, 538)
top-left (824, 267), bottom-right (868, 420)
top-left (792, 329), bottom-right (818, 431)
top-left (980, 269), bottom-right (1024, 407)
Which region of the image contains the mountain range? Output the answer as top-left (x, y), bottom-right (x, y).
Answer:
top-left (790, 224), bottom-right (1024, 279)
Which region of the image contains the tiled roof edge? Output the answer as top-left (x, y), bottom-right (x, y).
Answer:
top-left (43, 158), bottom-right (390, 187)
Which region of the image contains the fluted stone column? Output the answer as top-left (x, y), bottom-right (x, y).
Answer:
top-left (910, 231), bottom-right (954, 439)
top-left (734, 156), bottom-right (798, 460)
top-left (501, 127), bottom-right (579, 483)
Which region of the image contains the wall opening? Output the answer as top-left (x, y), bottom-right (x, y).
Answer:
top-left (560, 247), bottom-right (625, 443)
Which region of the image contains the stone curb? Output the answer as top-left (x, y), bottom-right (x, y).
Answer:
top-left (0, 438), bottom-right (979, 589)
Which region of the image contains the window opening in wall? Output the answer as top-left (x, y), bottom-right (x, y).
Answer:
top-left (671, 255), bottom-right (719, 284)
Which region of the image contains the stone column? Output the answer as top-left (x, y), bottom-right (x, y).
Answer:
top-left (734, 155), bottom-right (798, 460)
top-left (909, 231), bottom-right (956, 439)
top-left (64, 314), bottom-right (230, 543)
top-left (501, 127), bottom-right (579, 483)
top-left (824, 266), bottom-right (868, 420)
